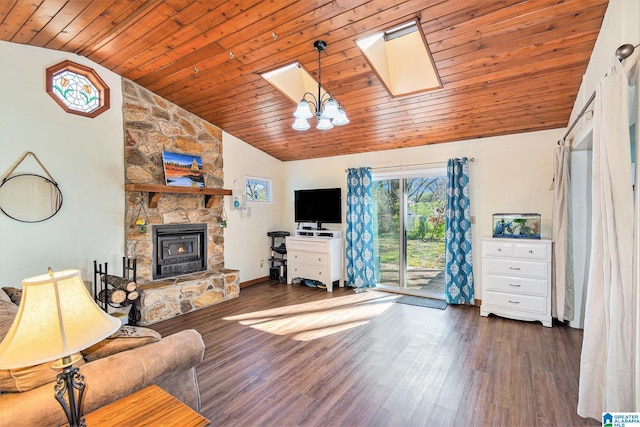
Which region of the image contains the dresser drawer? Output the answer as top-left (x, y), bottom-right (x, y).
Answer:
top-left (482, 240), bottom-right (514, 257)
top-left (483, 258), bottom-right (547, 279)
top-left (514, 243), bottom-right (550, 261)
top-left (483, 274), bottom-right (547, 296)
top-left (289, 251), bottom-right (328, 266)
top-left (287, 238), bottom-right (328, 252)
top-left (484, 290), bottom-right (547, 314)
top-left (288, 263), bottom-right (330, 283)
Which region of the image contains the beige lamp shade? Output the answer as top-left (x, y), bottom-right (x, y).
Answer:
top-left (0, 269), bottom-right (120, 369)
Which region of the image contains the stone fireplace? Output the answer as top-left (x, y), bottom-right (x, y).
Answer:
top-left (122, 78), bottom-right (239, 325)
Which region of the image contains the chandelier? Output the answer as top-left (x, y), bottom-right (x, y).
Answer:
top-left (292, 40), bottom-right (349, 131)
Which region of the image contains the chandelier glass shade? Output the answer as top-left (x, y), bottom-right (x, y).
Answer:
top-left (292, 40), bottom-right (349, 131)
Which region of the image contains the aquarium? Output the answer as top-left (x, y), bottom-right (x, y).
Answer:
top-left (492, 213), bottom-right (541, 239)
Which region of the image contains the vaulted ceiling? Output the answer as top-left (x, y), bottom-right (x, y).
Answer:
top-left (0, 0), bottom-right (609, 161)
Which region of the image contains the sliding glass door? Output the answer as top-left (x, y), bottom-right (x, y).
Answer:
top-left (373, 178), bottom-right (401, 286)
top-left (372, 168), bottom-right (446, 298)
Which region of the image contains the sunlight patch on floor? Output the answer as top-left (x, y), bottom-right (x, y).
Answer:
top-left (223, 291), bottom-right (396, 341)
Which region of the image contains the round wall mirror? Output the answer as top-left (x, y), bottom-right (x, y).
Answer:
top-left (0, 174), bottom-right (63, 223)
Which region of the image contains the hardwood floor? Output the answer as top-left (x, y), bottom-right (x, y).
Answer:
top-left (150, 282), bottom-right (598, 427)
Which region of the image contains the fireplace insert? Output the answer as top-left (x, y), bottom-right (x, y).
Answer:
top-left (152, 223), bottom-right (207, 280)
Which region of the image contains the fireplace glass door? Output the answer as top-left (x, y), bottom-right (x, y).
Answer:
top-left (153, 224), bottom-right (207, 280)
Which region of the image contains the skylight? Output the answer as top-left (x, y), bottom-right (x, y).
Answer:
top-left (356, 20), bottom-right (442, 97)
top-left (261, 62), bottom-right (329, 105)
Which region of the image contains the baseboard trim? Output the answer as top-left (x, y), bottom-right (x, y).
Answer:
top-left (240, 276), bottom-right (269, 288)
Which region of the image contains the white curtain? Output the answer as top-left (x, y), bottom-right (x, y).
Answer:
top-left (578, 50), bottom-right (639, 419)
top-left (552, 144), bottom-right (573, 321)
top-left (634, 48), bottom-right (640, 417)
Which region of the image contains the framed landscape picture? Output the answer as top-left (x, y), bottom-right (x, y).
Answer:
top-left (162, 151), bottom-right (205, 188)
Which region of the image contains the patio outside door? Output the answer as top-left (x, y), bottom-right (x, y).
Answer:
top-left (372, 168), bottom-right (446, 298)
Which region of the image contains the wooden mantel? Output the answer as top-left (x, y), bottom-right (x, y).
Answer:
top-left (125, 183), bottom-right (232, 208)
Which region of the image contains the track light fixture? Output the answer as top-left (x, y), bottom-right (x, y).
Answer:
top-left (292, 40), bottom-right (349, 131)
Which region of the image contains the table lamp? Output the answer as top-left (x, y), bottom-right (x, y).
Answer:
top-left (0, 268), bottom-right (120, 427)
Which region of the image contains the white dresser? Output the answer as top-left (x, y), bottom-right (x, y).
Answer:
top-left (286, 235), bottom-right (344, 292)
top-left (480, 238), bottom-right (552, 327)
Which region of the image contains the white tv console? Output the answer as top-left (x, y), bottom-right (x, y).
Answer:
top-left (286, 231), bottom-right (344, 291)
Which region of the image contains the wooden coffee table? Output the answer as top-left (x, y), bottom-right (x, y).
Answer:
top-left (82, 384), bottom-right (210, 426)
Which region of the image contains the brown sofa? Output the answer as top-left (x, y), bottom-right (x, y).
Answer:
top-left (0, 287), bottom-right (205, 427)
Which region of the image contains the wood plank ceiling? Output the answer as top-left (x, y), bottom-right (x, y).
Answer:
top-left (0, 0), bottom-right (609, 161)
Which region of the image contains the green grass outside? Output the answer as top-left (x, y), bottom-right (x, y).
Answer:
top-left (377, 235), bottom-right (445, 269)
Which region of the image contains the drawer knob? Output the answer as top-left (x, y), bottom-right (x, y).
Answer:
top-left (509, 267), bottom-right (521, 271)
top-left (497, 248), bottom-right (502, 252)
top-left (508, 300), bottom-right (520, 304)
top-left (529, 250), bottom-right (534, 254)
top-left (509, 284), bottom-right (521, 287)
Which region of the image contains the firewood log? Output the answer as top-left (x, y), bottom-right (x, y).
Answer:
top-left (127, 291), bottom-right (139, 301)
top-left (101, 274), bottom-right (137, 291)
top-left (97, 288), bottom-right (131, 306)
top-left (110, 289), bottom-right (127, 304)
top-left (96, 288), bottom-right (112, 304)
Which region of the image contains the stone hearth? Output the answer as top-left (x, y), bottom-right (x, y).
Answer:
top-left (139, 269), bottom-right (238, 325)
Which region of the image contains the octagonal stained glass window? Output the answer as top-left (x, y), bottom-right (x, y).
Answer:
top-left (46, 60), bottom-right (110, 118)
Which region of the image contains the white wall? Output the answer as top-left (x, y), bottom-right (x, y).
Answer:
top-left (222, 132), bottom-right (285, 282)
top-left (282, 129), bottom-right (563, 297)
top-left (0, 41), bottom-right (124, 286)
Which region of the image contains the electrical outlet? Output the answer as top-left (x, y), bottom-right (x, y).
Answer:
top-left (260, 259), bottom-right (264, 268)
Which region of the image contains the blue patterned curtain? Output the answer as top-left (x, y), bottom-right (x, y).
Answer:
top-left (445, 158), bottom-right (474, 304)
top-left (346, 167), bottom-right (375, 288)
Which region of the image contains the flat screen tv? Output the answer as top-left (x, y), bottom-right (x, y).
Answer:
top-left (294, 188), bottom-right (342, 230)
